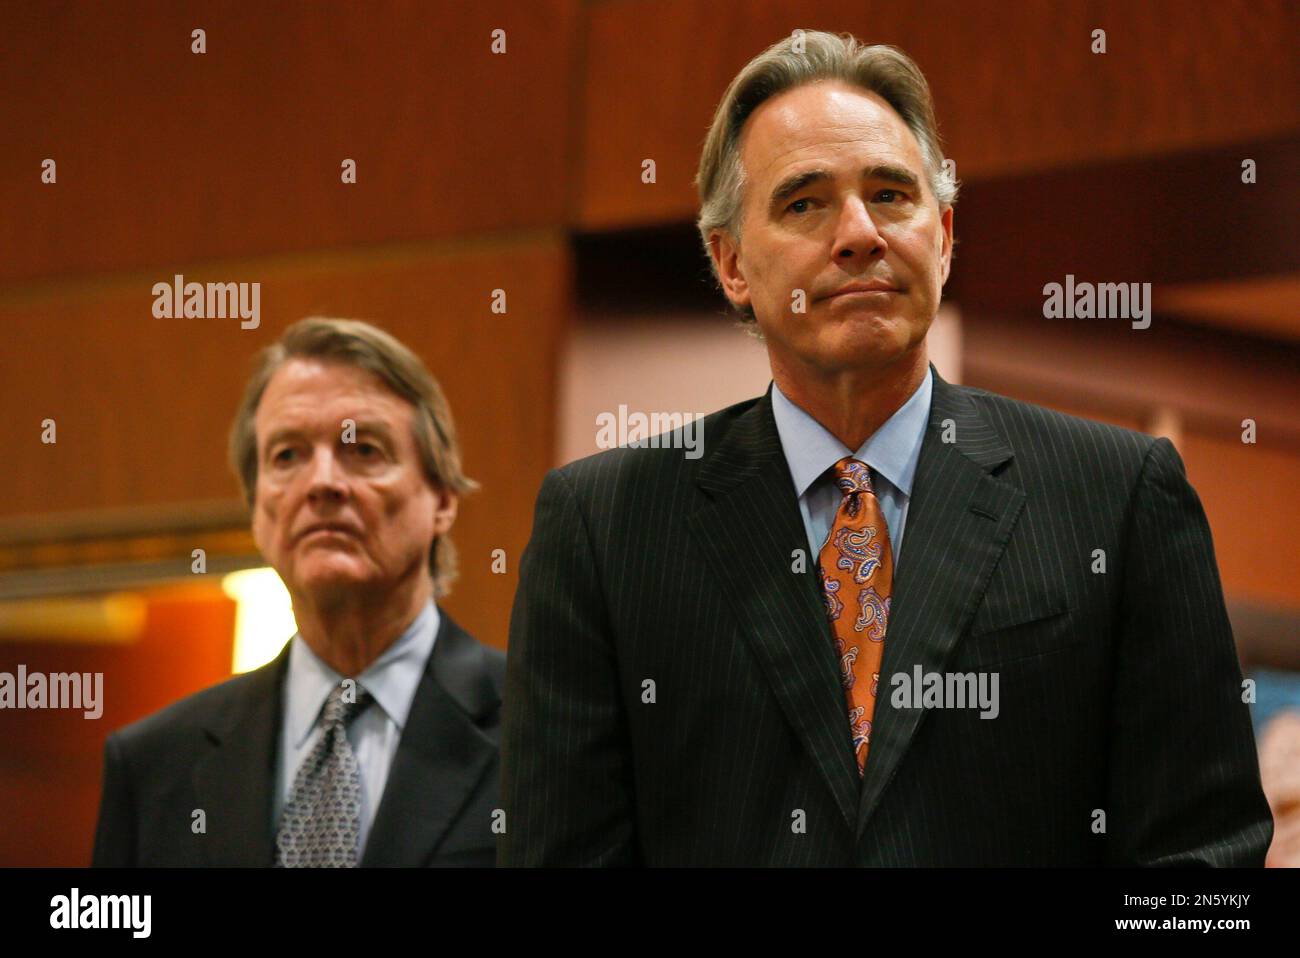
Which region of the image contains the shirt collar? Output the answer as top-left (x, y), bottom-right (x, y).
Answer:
top-left (771, 364), bottom-right (932, 499)
top-left (284, 599), bottom-right (440, 748)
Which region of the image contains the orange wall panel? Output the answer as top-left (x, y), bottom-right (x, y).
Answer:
top-left (1180, 434), bottom-right (1300, 609)
top-left (0, 585), bottom-right (235, 866)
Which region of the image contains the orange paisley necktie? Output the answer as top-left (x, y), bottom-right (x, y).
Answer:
top-left (816, 456), bottom-right (894, 777)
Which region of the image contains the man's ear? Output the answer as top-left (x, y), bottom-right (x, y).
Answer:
top-left (939, 205), bottom-right (954, 287)
top-left (431, 490), bottom-right (458, 537)
top-left (708, 229), bottom-right (752, 311)
top-left (249, 490), bottom-right (267, 557)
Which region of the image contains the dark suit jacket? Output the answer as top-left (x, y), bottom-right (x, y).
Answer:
top-left (500, 364), bottom-right (1273, 866)
top-left (93, 610), bottom-right (504, 866)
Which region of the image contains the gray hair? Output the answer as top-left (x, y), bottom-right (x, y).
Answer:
top-left (695, 32), bottom-right (958, 319)
top-left (228, 317), bottom-right (478, 598)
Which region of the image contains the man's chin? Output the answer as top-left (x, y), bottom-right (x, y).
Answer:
top-left (292, 560), bottom-right (374, 595)
top-left (824, 303), bottom-right (905, 328)
top-left (816, 316), bottom-right (915, 362)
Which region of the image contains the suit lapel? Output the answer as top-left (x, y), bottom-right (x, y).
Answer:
top-left (192, 646), bottom-right (289, 866)
top-left (686, 390), bottom-right (862, 832)
top-left (854, 366), bottom-right (1024, 837)
top-left (361, 612), bottom-right (498, 866)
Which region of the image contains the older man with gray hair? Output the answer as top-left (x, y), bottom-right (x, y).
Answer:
top-left (501, 31), bottom-right (1271, 866)
top-left (94, 317), bottom-right (504, 867)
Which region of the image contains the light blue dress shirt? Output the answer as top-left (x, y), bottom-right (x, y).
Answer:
top-left (273, 599), bottom-right (440, 856)
top-left (770, 366), bottom-right (933, 565)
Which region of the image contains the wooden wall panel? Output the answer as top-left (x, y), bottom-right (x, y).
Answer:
top-left (1, 0), bottom-right (580, 282)
top-left (577, 0), bottom-right (1300, 228)
top-left (1180, 435), bottom-right (1300, 609)
top-left (944, 135), bottom-right (1300, 317)
top-left (963, 311), bottom-right (1300, 450)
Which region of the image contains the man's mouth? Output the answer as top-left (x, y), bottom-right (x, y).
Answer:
top-left (297, 523), bottom-right (361, 543)
top-left (824, 281), bottom-right (902, 300)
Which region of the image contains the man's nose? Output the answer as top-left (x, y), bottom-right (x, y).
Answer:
top-left (306, 446), bottom-right (348, 502)
top-left (833, 195), bottom-right (886, 261)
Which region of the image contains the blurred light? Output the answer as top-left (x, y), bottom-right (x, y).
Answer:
top-left (0, 594), bottom-right (146, 644)
top-left (221, 568), bottom-right (296, 674)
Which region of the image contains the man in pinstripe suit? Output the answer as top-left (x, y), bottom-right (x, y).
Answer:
top-left (499, 33), bottom-right (1272, 866)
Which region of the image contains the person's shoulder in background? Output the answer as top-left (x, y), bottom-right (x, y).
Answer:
top-left (1251, 670), bottom-right (1300, 866)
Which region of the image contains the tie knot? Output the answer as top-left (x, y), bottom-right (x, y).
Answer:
top-left (321, 681), bottom-right (373, 729)
top-left (832, 457), bottom-right (874, 496)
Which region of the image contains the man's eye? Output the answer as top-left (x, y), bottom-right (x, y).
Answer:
top-left (787, 198), bottom-right (813, 214)
top-left (354, 442), bottom-right (379, 457)
top-left (273, 448), bottom-right (295, 463)
top-left (875, 189), bottom-right (904, 203)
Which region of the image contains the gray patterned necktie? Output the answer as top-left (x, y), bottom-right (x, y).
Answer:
top-left (275, 681), bottom-right (374, 867)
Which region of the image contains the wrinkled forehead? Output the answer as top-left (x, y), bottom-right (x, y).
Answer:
top-left (254, 357), bottom-right (414, 445)
top-left (738, 81), bottom-right (926, 192)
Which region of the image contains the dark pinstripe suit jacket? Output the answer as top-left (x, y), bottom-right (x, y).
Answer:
top-left (500, 363), bottom-right (1272, 866)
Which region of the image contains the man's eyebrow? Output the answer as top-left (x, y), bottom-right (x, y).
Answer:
top-left (769, 164), bottom-right (923, 209)
top-left (864, 164), bottom-right (921, 190)
top-left (262, 420), bottom-right (396, 452)
top-left (263, 426), bottom-right (304, 452)
top-left (770, 169), bottom-right (832, 208)
top-left (351, 421), bottom-right (395, 444)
